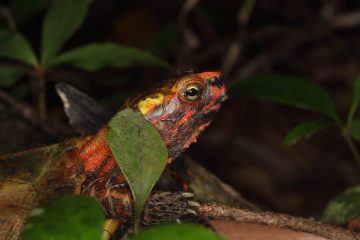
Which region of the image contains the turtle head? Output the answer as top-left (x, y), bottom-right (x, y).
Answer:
top-left (133, 71), bottom-right (227, 161)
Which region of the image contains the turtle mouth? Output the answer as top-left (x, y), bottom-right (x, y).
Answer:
top-left (215, 91), bottom-right (229, 105)
top-left (219, 92), bottom-right (228, 102)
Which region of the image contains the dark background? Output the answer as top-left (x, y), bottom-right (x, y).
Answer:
top-left (1, 0), bottom-right (360, 219)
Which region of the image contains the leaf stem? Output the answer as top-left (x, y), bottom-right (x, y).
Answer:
top-left (33, 65), bottom-right (47, 123)
top-left (342, 126), bottom-right (360, 169)
top-left (347, 109), bottom-right (355, 131)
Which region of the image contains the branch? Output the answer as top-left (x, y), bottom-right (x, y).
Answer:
top-left (228, 23), bottom-right (331, 86)
top-left (197, 202), bottom-right (360, 240)
top-left (178, 0), bottom-right (200, 50)
top-left (176, 0), bottom-right (201, 65)
top-left (0, 89), bottom-right (36, 123)
top-left (321, 3), bottom-right (360, 29)
top-left (0, 89), bottom-right (54, 137)
top-left (221, 0), bottom-right (256, 76)
top-left (0, 6), bottom-right (17, 32)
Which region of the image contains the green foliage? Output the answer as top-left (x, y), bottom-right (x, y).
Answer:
top-left (0, 30), bottom-right (37, 65)
top-left (284, 119), bottom-right (333, 145)
top-left (0, 66), bottom-right (22, 87)
top-left (131, 224), bottom-right (222, 240)
top-left (322, 185), bottom-right (360, 225)
top-left (107, 109), bottom-right (168, 232)
top-left (231, 75), bottom-right (341, 125)
top-left (22, 196), bottom-right (104, 240)
top-left (350, 119), bottom-right (360, 141)
top-left (0, 0), bottom-right (171, 115)
top-left (50, 43), bottom-right (172, 71)
top-left (231, 74), bottom-right (360, 146)
top-left (348, 74), bottom-right (360, 125)
top-left (41, 0), bottom-right (91, 65)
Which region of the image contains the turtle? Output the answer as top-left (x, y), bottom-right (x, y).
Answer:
top-left (0, 71), bottom-right (227, 239)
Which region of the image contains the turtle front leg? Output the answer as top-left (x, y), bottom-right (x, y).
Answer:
top-left (82, 177), bottom-right (199, 230)
top-left (99, 191), bottom-right (200, 240)
top-left (142, 191), bottom-right (199, 225)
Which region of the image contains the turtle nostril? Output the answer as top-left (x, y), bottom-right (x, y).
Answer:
top-left (209, 76), bottom-right (223, 87)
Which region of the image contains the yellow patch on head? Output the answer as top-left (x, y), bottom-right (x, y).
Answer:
top-left (138, 93), bottom-right (165, 115)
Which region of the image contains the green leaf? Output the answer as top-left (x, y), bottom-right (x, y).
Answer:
top-left (0, 30), bottom-right (37, 65)
top-left (350, 119), bottom-right (360, 141)
top-left (322, 185), bottom-right (360, 225)
top-left (231, 75), bottom-right (342, 125)
top-left (107, 109), bottom-right (168, 232)
top-left (131, 224), bottom-right (221, 240)
top-left (284, 119), bottom-right (333, 145)
top-left (22, 196), bottom-right (104, 240)
top-left (50, 43), bottom-right (172, 71)
top-left (347, 74), bottom-right (360, 125)
top-left (0, 66), bottom-right (22, 87)
top-left (41, 0), bottom-right (91, 65)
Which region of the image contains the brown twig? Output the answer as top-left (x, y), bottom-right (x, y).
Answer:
top-left (197, 202), bottom-right (360, 240)
top-left (228, 22), bottom-right (331, 86)
top-left (178, 0), bottom-right (200, 46)
top-left (0, 89), bottom-right (36, 123)
top-left (37, 76), bottom-right (46, 123)
top-left (321, 3), bottom-right (360, 29)
top-left (176, 0), bottom-right (201, 65)
top-left (0, 89), bottom-right (54, 137)
top-left (0, 6), bottom-right (17, 32)
top-left (221, 0), bottom-right (256, 77)
top-left (193, 9), bottom-right (217, 42)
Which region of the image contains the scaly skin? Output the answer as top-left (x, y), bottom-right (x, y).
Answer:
top-left (0, 71), bottom-right (227, 239)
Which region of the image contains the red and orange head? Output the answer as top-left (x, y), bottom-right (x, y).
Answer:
top-left (133, 71), bottom-right (227, 161)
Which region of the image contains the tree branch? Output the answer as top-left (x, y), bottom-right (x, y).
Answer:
top-left (0, 89), bottom-right (36, 123)
top-left (0, 6), bottom-right (17, 32)
top-left (221, 0), bottom-right (256, 77)
top-left (197, 202), bottom-right (360, 240)
top-left (0, 89), bottom-right (54, 137)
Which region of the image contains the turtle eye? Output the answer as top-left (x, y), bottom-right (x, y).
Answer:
top-left (184, 84), bottom-right (203, 101)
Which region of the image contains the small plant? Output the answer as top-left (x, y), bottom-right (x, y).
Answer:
top-left (231, 74), bottom-right (360, 227)
top-left (0, 0), bottom-right (170, 122)
top-left (232, 74), bottom-right (360, 168)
